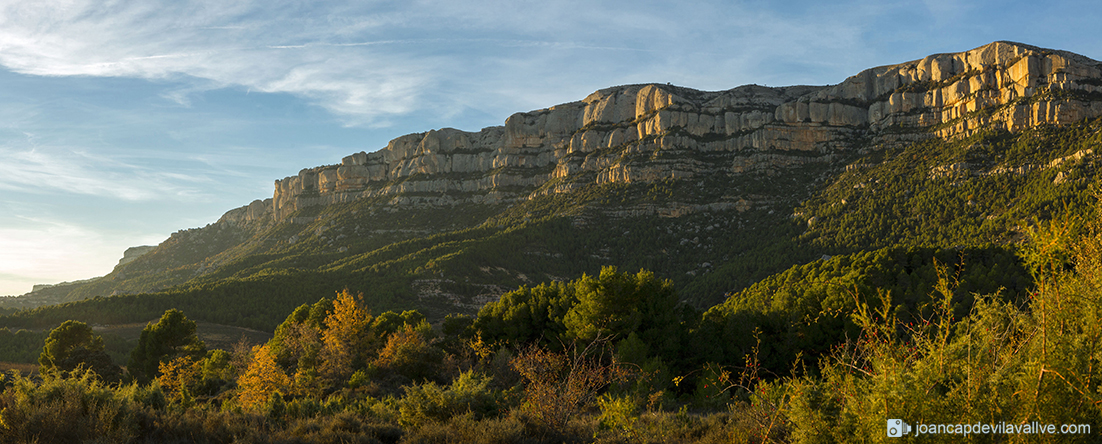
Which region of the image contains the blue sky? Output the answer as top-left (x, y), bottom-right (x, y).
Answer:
top-left (1, 0), bottom-right (1100, 296)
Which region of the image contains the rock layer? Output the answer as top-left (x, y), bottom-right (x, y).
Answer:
top-left (225, 42), bottom-right (1102, 222)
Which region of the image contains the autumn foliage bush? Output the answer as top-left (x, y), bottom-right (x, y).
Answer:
top-left (376, 324), bottom-right (444, 383)
top-left (510, 340), bottom-right (627, 430)
top-left (237, 343), bottom-right (291, 411)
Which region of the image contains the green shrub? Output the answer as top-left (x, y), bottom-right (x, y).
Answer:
top-left (349, 368), bottom-right (371, 388)
top-left (397, 370), bottom-right (502, 428)
top-left (0, 370), bottom-right (139, 443)
top-left (597, 393), bottom-right (638, 437)
top-left (692, 363), bottom-right (733, 410)
top-left (784, 217), bottom-right (1102, 443)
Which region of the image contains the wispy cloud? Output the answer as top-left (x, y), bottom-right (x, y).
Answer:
top-left (0, 0), bottom-right (903, 127)
top-left (0, 144), bottom-right (210, 201)
top-left (0, 1), bottom-right (443, 125)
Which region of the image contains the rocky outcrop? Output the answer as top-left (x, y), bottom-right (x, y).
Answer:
top-left (928, 148), bottom-right (1096, 181)
top-left (218, 198), bottom-right (274, 226)
top-left (253, 42), bottom-right (1102, 221)
top-left (117, 245), bottom-right (156, 267)
top-left (824, 42), bottom-right (1102, 136)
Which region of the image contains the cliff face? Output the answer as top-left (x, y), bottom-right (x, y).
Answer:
top-left (8, 41), bottom-right (1102, 314)
top-left (218, 42), bottom-right (1101, 223)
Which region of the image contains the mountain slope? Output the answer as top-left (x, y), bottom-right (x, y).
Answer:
top-left (3, 41), bottom-right (1101, 330)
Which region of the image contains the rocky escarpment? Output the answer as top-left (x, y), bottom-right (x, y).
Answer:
top-left (116, 245), bottom-right (156, 268)
top-left (218, 198), bottom-right (273, 226)
top-left (219, 41), bottom-right (1102, 223)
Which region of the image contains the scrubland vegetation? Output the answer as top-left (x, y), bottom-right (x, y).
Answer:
top-left (2, 194), bottom-right (1102, 443)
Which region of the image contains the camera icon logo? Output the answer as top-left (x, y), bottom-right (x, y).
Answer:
top-left (887, 419), bottom-right (911, 437)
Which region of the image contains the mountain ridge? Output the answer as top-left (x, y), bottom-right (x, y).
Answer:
top-left (4, 41), bottom-right (1101, 320)
top-left (222, 41), bottom-right (1101, 225)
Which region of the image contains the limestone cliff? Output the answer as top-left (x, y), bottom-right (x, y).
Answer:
top-left (225, 42), bottom-right (1102, 222)
top-left (116, 245), bottom-right (156, 268)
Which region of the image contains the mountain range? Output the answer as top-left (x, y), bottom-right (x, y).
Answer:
top-left (3, 41), bottom-right (1101, 331)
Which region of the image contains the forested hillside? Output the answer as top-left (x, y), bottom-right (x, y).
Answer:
top-left (2, 116), bottom-right (1098, 333)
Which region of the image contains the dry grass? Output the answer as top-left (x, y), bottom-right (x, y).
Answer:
top-left (92, 319), bottom-right (272, 351)
top-left (0, 361), bottom-right (37, 376)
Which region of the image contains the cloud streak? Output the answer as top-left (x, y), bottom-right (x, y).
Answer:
top-left (0, 0), bottom-right (909, 127)
top-left (0, 144), bottom-right (211, 201)
top-left (0, 1), bottom-right (443, 125)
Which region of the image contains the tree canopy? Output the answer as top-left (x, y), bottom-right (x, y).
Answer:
top-left (38, 320), bottom-right (121, 382)
top-left (127, 309), bottom-right (207, 384)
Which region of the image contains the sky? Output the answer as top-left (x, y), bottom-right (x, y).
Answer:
top-left (0, 0), bottom-right (1100, 296)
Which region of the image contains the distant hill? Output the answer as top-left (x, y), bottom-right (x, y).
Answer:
top-left (3, 41), bottom-right (1100, 331)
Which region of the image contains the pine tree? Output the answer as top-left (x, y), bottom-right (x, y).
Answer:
top-left (128, 309), bottom-right (206, 384)
top-left (38, 320), bottom-right (121, 382)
